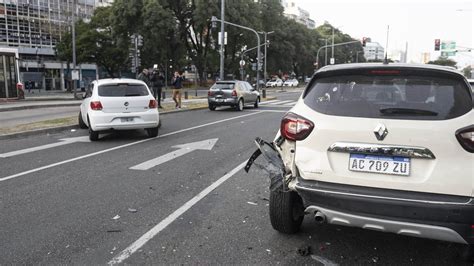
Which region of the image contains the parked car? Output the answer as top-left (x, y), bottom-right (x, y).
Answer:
top-left (246, 63), bottom-right (474, 259)
top-left (283, 78), bottom-right (299, 87)
top-left (266, 78), bottom-right (283, 87)
top-left (79, 78), bottom-right (160, 141)
top-left (208, 80), bottom-right (260, 111)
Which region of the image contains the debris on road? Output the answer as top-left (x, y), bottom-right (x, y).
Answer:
top-left (247, 201), bottom-right (258, 206)
top-left (266, 249), bottom-right (271, 254)
top-left (297, 245), bottom-right (312, 256)
top-left (128, 208), bottom-right (138, 213)
top-left (112, 215), bottom-right (120, 220)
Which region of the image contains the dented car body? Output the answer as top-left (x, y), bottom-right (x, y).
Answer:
top-left (246, 63), bottom-right (474, 256)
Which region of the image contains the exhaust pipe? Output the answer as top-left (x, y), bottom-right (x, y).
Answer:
top-left (314, 211), bottom-right (326, 224)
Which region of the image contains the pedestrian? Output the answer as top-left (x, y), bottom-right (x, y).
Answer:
top-left (172, 71), bottom-right (184, 109)
top-left (150, 67), bottom-right (165, 108)
top-left (137, 68), bottom-right (151, 88)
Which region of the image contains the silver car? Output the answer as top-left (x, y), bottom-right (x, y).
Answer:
top-left (208, 81), bottom-right (260, 111)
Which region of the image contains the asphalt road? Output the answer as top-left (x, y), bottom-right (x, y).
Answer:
top-left (0, 90), bottom-right (469, 265)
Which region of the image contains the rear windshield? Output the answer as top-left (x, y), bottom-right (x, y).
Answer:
top-left (98, 84), bottom-right (149, 97)
top-left (211, 83), bottom-right (235, 90)
top-left (303, 75), bottom-right (472, 120)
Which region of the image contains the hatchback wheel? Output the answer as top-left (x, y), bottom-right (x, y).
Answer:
top-left (89, 127), bottom-right (99, 141)
top-left (209, 104), bottom-right (216, 111)
top-left (254, 97), bottom-right (259, 108)
top-left (146, 126), bottom-right (159, 138)
top-left (269, 189), bottom-right (304, 234)
top-left (236, 99), bottom-right (244, 111)
top-left (78, 112), bottom-right (87, 129)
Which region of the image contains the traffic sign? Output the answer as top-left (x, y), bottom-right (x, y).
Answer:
top-left (71, 70), bottom-right (79, 80)
top-left (239, 60), bottom-right (245, 67)
top-left (330, 58), bottom-right (335, 65)
top-left (441, 41), bottom-right (456, 51)
top-left (441, 51), bottom-right (456, 57)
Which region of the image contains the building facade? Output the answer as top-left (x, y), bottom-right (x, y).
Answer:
top-left (363, 42), bottom-right (385, 61)
top-left (281, 0), bottom-right (316, 29)
top-left (0, 0), bottom-right (110, 96)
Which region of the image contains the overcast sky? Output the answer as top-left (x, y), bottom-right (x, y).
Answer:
top-left (298, 0), bottom-right (473, 67)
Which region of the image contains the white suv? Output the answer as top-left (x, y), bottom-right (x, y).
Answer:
top-left (79, 78), bottom-right (160, 141)
top-left (246, 63), bottom-right (474, 259)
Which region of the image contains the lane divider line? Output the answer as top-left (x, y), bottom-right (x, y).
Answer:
top-left (0, 112), bottom-right (263, 182)
top-left (108, 161), bottom-right (247, 265)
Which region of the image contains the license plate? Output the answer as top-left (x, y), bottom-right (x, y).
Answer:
top-left (349, 154), bottom-right (410, 176)
top-left (121, 117), bottom-right (134, 122)
top-left (215, 98), bottom-right (223, 102)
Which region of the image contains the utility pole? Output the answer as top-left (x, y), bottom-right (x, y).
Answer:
top-left (259, 31), bottom-right (274, 83)
top-left (384, 25), bottom-right (390, 63)
top-left (331, 27), bottom-right (335, 63)
top-left (72, 0), bottom-right (77, 99)
top-left (325, 38), bottom-right (328, 66)
top-left (219, 0), bottom-right (225, 80)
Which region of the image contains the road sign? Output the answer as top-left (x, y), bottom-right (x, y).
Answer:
top-left (239, 60), bottom-right (245, 67)
top-left (129, 138), bottom-right (218, 170)
top-left (71, 70), bottom-right (79, 80)
top-left (330, 58), bottom-right (335, 65)
top-left (441, 41), bottom-right (456, 51)
top-left (441, 51), bottom-right (456, 57)
top-left (218, 32), bottom-right (227, 45)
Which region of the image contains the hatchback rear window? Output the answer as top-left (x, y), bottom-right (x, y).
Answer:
top-left (98, 84), bottom-right (149, 97)
top-left (303, 75), bottom-right (472, 120)
top-left (212, 83), bottom-right (235, 90)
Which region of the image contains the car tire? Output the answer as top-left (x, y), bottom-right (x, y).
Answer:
top-left (209, 104), bottom-right (216, 111)
top-left (88, 117), bottom-right (99, 141)
top-left (146, 126), bottom-right (159, 138)
top-left (254, 97), bottom-right (259, 108)
top-left (78, 112), bottom-right (87, 129)
top-left (269, 188), bottom-right (304, 234)
top-left (235, 99), bottom-right (244, 111)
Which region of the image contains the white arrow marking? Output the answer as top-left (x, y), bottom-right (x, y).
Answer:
top-left (0, 136), bottom-right (90, 158)
top-left (129, 138), bottom-right (218, 170)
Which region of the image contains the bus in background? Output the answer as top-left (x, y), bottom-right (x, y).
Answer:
top-left (0, 48), bottom-right (22, 99)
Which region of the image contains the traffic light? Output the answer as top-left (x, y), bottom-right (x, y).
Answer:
top-left (362, 37), bottom-right (367, 47)
top-left (434, 39), bottom-right (440, 51)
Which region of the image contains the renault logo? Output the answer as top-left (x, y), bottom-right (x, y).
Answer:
top-left (124, 102), bottom-right (129, 106)
top-left (374, 123), bottom-right (388, 141)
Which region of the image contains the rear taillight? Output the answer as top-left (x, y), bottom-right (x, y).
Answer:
top-left (208, 90), bottom-right (213, 96)
top-left (149, 99), bottom-right (157, 109)
top-left (280, 112), bottom-right (314, 141)
top-left (90, 101), bottom-right (103, 110)
top-left (456, 126), bottom-right (474, 153)
top-left (231, 90), bottom-right (237, 97)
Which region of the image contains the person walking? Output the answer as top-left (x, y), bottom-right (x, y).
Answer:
top-left (172, 71), bottom-right (183, 109)
top-left (137, 68), bottom-right (150, 88)
top-left (150, 68), bottom-right (165, 108)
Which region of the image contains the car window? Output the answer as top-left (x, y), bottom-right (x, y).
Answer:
top-left (303, 75), bottom-right (472, 120)
top-left (98, 83), bottom-right (150, 97)
top-left (212, 83), bottom-right (235, 90)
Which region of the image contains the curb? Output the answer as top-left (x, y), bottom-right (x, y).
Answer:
top-left (0, 97), bottom-right (277, 140)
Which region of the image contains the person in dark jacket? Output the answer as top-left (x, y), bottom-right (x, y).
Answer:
top-left (172, 71), bottom-right (184, 109)
top-left (137, 68), bottom-right (150, 87)
top-left (150, 68), bottom-right (165, 108)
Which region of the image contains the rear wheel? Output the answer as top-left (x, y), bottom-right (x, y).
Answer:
top-left (88, 117), bottom-right (99, 141)
top-left (209, 104), bottom-right (216, 111)
top-left (269, 189), bottom-right (304, 234)
top-left (235, 99), bottom-right (244, 111)
top-left (146, 126), bottom-right (159, 138)
top-left (78, 112), bottom-right (87, 129)
top-left (254, 97), bottom-right (260, 108)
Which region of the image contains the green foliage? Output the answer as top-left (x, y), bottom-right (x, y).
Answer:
top-left (427, 57), bottom-right (457, 68)
top-left (462, 65), bottom-right (472, 78)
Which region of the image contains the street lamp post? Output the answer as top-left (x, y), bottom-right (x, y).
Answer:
top-left (240, 42), bottom-right (268, 81)
top-left (319, 38), bottom-right (329, 67)
top-left (316, 40), bottom-right (361, 69)
top-left (211, 16), bottom-right (261, 90)
top-left (356, 51), bottom-right (364, 63)
top-left (71, 0), bottom-right (78, 99)
top-left (219, 0), bottom-right (225, 80)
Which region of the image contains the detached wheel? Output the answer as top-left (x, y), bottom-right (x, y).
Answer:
top-left (78, 112), bottom-right (87, 129)
top-left (146, 126), bottom-right (159, 138)
top-left (235, 99), bottom-right (244, 111)
top-left (269, 189), bottom-right (304, 234)
top-left (209, 104), bottom-right (216, 111)
top-left (88, 117), bottom-right (99, 141)
top-left (254, 97), bottom-right (259, 108)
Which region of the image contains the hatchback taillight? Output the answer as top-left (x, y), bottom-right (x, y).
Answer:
top-left (90, 101), bottom-right (103, 110)
top-left (149, 99), bottom-right (157, 109)
top-left (280, 112), bottom-right (314, 141)
top-left (456, 126), bottom-right (474, 153)
top-left (231, 90), bottom-right (237, 97)
top-left (208, 90), bottom-right (213, 96)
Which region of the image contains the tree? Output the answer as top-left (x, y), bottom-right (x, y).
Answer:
top-left (462, 65), bottom-right (472, 78)
top-left (427, 57), bottom-right (457, 68)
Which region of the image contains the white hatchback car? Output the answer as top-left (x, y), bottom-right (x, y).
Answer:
top-left (79, 78), bottom-right (160, 141)
top-left (266, 78), bottom-right (283, 87)
top-left (246, 63), bottom-right (474, 260)
top-left (283, 78), bottom-right (299, 87)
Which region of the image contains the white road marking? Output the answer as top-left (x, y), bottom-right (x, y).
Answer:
top-left (283, 101), bottom-right (297, 106)
top-left (0, 136), bottom-right (90, 158)
top-left (270, 100), bottom-right (294, 105)
top-left (259, 99), bottom-right (280, 105)
top-left (311, 255), bottom-right (339, 266)
top-left (0, 112), bottom-right (262, 182)
top-left (129, 138), bottom-right (218, 170)
top-left (108, 161), bottom-right (247, 265)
